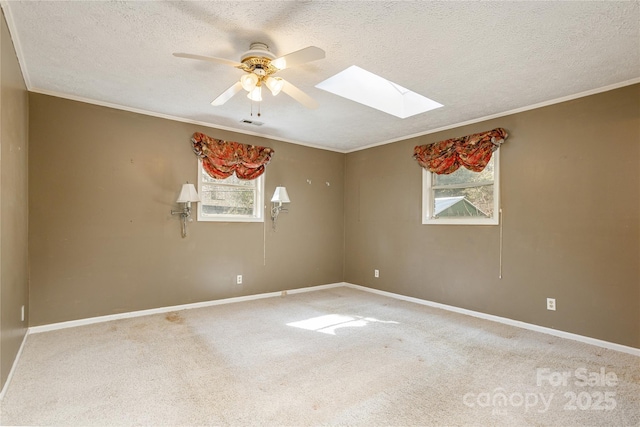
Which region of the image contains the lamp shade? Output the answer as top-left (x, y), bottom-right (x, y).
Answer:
top-left (247, 85), bottom-right (263, 102)
top-left (176, 183), bottom-right (201, 203)
top-left (271, 186), bottom-right (290, 203)
top-left (240, 73), bottom-right (259, 92)
top-left (265, 76), bottom-right (284, 96)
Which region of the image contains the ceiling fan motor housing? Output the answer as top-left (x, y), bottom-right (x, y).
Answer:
top-left (241, 42), bottom-right (276, 62)
top-left (239, 43), bottom-right (279, 77)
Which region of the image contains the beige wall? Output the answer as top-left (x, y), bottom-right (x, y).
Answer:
top-left (29, 94), bottom-right (344, 325)
top-left (345, 84), bottom-right (640, 348)
top-left (0, 10), bottom-right (29, 388)
top-left (27, 80), bottom-right (640, 348)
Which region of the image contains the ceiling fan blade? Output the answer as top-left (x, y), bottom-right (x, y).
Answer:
top-left (281, 80), bottom-right (318, 109)
top-left (211, 81), bottom-right (243, 106)
top-left (271, 46), bottom-right (325, 70)
top-left (173, 53), bottom-right (242, 68)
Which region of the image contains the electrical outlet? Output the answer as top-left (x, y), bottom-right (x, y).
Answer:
top-left (547, 298), bottom-right (556, 311)
top-left (236, 275), bottom-right (243, 285)
top-left (374, 269), bottom-right (379, 278)
top-left (21, 305), bottom-right (25, 322)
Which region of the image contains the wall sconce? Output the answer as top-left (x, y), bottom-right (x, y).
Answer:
top-left (270, 186), bottom-right (290, 230)
top-left (171, 182), bottom-right (200, 238)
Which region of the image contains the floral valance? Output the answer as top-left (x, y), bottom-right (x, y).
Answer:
top-left (191, 132), bottom-right (274, 180)
top-left (413, 128), bottom-right (508, 175)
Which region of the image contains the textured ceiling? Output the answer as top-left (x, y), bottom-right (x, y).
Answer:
top-left (2, 1), bottom-right (639, 152)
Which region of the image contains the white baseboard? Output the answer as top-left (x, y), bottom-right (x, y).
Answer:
top-left (28, 282), bottom-right (345, 334)
top-left (3, 282), bottom-right (345, 399)
top-left (344, 283), bottom-right (640, 357)
top-left (20, 280), bottom-right (639, 370)
top-left (0, 329), bottom-right (28, 400)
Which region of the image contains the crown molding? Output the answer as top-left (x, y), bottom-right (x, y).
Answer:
top-left (346, 77), bottom-right (640, 153)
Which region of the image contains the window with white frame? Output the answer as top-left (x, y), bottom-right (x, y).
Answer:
top-left (197, 160), bottom-right (264, 222)
top-left (422, 150), bottom-right (500, 225)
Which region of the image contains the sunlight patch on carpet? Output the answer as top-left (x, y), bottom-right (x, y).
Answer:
top-left (287, 314), bottom-right (399, 335)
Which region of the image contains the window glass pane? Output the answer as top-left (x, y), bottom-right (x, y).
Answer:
top-left (434, 157), bottom-right (494, 186)
top-left (197, 161), bottom-right (264, 222)
top-left (434, 184), bottom-right (494, 218)
top-left (200, 183), bottom-right (256, 216)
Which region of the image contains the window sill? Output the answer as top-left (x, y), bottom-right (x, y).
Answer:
top-left (197, 213), bottom-right (264, 223)
top-left (422, 217), bottom-right (499, 225)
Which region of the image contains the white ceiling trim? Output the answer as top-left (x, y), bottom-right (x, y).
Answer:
top-left (3, 1), bottom-right (638, 152)
top-left (5, 0), bottom-right (637, 155)
top-left (345, 77), bottom-right (640, 154)
top-left (0, 1), bottom-right (31, 88)
top-left (3, 1), bottom-right (342, 152)
top-left (29, 87), bottom-right (345, 153)
top-left (30, 75), bottom-right (640, 157)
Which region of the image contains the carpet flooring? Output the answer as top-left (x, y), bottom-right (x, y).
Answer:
top-left (1, 287), bottom-right (638, 426)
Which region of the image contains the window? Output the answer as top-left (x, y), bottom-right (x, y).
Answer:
top-left (197, 160), bottom-right (264, 222)
top-left (422, 150), bottom-right (500, 225)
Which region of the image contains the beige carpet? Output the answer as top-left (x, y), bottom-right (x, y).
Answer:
top-left (1, 287), bottom-right (638, 426)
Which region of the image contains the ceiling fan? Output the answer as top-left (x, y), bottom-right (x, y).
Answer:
top-left (174, 42), bottom-right (325, 109)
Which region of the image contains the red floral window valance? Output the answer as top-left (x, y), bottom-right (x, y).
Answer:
top-left (413, 128), bottom-right (508, 175)
top-left (191, 132), bottom-right (274, 180)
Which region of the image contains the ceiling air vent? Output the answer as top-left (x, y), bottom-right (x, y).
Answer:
top-left (240, 119), bottom-right (264, 126)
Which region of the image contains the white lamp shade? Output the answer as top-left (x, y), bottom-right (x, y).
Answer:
top-left (247, 85), bottom-right (263, 102)
top-left (265, 76), bottom-right (284, 96)
top-left (240, 73), bottom-right (258, 92)
top-left (176, 183), bottom-right (201, 203)
top-left (271, 186), bottom-right (290, 203)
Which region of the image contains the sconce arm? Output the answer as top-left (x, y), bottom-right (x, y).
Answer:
top-left (171, 206), bottom-right (192, 218)
top-left (171, 204), bottom-right (193, 238)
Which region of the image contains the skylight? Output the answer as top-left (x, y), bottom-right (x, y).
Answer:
top-left (316, 65), bottom-right (443, 119)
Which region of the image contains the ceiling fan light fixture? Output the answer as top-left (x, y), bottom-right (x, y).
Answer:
top-left (265, 77), bottom-right (284, 96)
top-left (240, 73), bottom-right (259, 92)
top-left (175, 42), bottom-right (325, 108)
top-left (247, 85), bottom-right (263, 102)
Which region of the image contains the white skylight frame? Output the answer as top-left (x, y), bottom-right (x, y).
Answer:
top-left (316, 65), bottom-right (443, 119)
